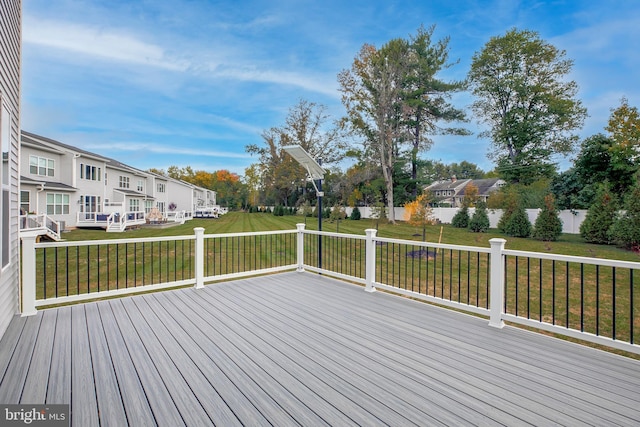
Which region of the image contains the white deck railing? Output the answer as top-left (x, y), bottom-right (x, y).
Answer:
top-left (20, 224), bottom-right (640, 355)
top-left (19, 214), bottom-right (61, 241)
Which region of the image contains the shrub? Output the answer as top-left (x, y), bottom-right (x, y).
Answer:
top-left (451, 206), bottom-right (470, 228)
top-left (503, 205), bottom-right (531, 238)
top-left (580, 184), bottom-right (618, 244)
top-left (609, 180), bottom-right (640, 249)
top-left (301, 201), bottom-right (313, 217)
top-left (532, 195), bottom-right (563, 241)
top-left (350, 206), bottom-right (361, 220)
top-left (469, 201), bottom-right (490, 232)
top-left (329, 205), bottom-right (347, 221)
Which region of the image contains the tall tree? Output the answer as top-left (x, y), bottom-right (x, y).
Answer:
top-left (246, 100), bottom-right (347, 206)
top-left (339, 26), bottom-right (467, 222)
top-left (404, 25), bottom-right (469, 196)
top-left (338, 41), bottom-right (408, 223)
top-left (468, 28), bottom-right (587, 184)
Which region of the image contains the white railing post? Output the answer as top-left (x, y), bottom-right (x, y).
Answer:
top-left (194, 227), bottom-right (205, 289)
top-left (296, 223), bottom-right (305, 272)
top-left (489, 238), bottom-right (507, 328)
top-left (365, 228), bottom-right (377, 293)
top-left (21, 234), bottom-right (38, 316)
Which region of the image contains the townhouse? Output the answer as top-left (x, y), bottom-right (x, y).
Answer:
top-left (19, 131), bottom-right (217, 232)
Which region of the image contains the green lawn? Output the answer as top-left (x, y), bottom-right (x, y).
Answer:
top-left (63, 211), bottom-right (640, 263)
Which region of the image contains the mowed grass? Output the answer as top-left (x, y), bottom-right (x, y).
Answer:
top-left (46, 212), bottom-right (640, 357)
top-left (63, 211), bottom-right (640, 262)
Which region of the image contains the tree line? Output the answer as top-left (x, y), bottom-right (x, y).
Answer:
top-left (164, 25), bottom-right (639, 249)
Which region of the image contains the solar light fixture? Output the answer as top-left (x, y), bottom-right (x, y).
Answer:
top-left (283, 145), bottom-right (325, 270)
top-left (282, 145), bottom-right (324, 195)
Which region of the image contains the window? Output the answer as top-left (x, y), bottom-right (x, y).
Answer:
top-left (1, 101), bottom-right (11, 268)
top-left (80, 163), bottom-right (101, 181)
top-left (29, 155), bottom-right (55, 177)
top-left (157, 182), bottom-right (166, 193)
top-left (144, 200), bottom-right (154, 214)
top-left (20, 191), bottom-right (30, 213)
top-left (137, 180), bottom-right (144, 192)
top-left (46, 193), bottom-right (70, 215)
top-left (119, 176), bottom-right (130, 189)
top-left (129, 199), bottom-right (140, 212)
top-left (80, 195), bottom-right (100, 213)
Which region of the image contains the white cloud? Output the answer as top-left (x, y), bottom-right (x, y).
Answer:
top-left (23, 17), bottom-right (189, 71)
top-left (22, 14), bottom-right (340, 99)
top-left (81, 142), bottom-right (254, 159)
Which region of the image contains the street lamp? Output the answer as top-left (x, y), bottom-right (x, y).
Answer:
top-left (282, 145), bottom-right (324, 270)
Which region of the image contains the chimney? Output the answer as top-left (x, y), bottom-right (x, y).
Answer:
top-left (451, 175), bottom-right (457, 183)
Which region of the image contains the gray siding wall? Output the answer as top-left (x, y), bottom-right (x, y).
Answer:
top-left (0, 0), bottom-right (22, 337)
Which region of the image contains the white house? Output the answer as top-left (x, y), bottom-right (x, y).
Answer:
top-left (19, 131), bottom-right (217, 232)
top-left (0, 0), bottom-right (22, 337)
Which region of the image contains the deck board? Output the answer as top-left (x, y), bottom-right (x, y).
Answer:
top-left (0, 271), bottom-right (639, 426)
top-left (20, 309), bottom-right (56, 404)
top-left (71, 305), bottom-right (99, 426)
top-left (46, 306), bottom-right (71, 405)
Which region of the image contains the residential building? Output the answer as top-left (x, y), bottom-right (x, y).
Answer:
top-left (0, 0), bottom-right (22, 337)
top-left (426, 177), bottom-right (505, 207)
top-left (19, 131), bottom-right (217, 232)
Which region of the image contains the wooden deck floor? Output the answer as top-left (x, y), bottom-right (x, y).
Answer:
top-left (1, 271), bottom-right (639, 426)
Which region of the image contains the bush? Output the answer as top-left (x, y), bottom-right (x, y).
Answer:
top-left (580, 184), bottom-right (618, 244)
top-left (329, 205), bottom-right (347, 221)
top-left (451, 206), bottom-right (470, 228)
top-left (609, 180), bottom-right (640, 249)
top-left (350, 206), bottom-right (361, 220)
top-left (532, 195), bottom-right (563, 241)
top-left (503, 205), bottom-right (531, 238)
top-left (469, 201), bottom-right (490, 232)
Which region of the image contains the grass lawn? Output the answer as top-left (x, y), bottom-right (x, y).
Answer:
top-left (63, 211), bottom-right (640, 263)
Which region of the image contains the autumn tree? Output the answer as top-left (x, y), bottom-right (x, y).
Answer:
top-left (404, 193), bottom-right (434, 240)
top-left (605, 97), bottom-right (640, 178)
top-left (468, 28), bottom-right (587, 184)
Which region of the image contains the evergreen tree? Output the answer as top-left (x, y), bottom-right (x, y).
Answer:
top-left (609, 179), bottom-right (640, 249)
top-left (469, 201), bottom-right (490, 232)
top-left (350, 206), bottom-right (361, 220)
top-left (451, 205), bottom-right (470, 228)
top-left (503, 205), bottom-right (531, 237)
top-left (532, 195), bottom-right (563, 241)
top-left (580, 184), bottom-right (618, 244)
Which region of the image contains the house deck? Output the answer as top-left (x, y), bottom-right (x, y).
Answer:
top-left (1, 272), bottom-right (639, 426)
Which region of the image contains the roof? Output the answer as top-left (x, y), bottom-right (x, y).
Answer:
top-left (458, 178), bottom-right (505, 196)
top-left (22, 131), bottom-right (111, 162)
top-left (426, 179), bottom-right (472, 192)
top-left (114, 188), bottom-right (151, 198)
top-left (20, 176), bottom-right (77, 191)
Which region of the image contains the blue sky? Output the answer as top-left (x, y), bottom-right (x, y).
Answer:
top-left (21, 0), bottom-right (640, 176)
